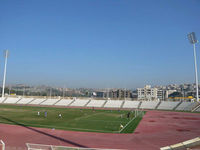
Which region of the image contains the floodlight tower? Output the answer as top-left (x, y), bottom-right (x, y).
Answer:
top-left (2, 50), bottom-right (9, 98)
top-left (187, 32), bottom-right (199, 102)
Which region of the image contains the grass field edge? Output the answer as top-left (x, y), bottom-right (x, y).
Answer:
top-left (119, 111), bottom-right (146, 133)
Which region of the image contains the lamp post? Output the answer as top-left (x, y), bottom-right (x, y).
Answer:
top-left (187, 32), bottom-right (199, 102)
top-left (2, 50), bottom-right (9, 98)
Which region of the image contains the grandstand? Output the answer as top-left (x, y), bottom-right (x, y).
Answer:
top-left (28, 98), bottom-right (46, 105)
top-left (157, 101), bottom-right (180, 110)
top-left (17, 98), bottom-right (34, 104)
top-left (104, 100), bottom-right (123, 108)
top-left (139, 101), bottom-right (159, 109)
top-left (69, 99), bottom-right (90, 107)
top-left (3, 97), bottom-right (21, 104)
top-left (176, 101), bottom-right (198, 111)
top-left (86, 100), bottom-right (106, 107)
top-left (0, 97), bottom-right (199, 112)
top-left (122, 100), bottom-right (140, 109)
top-left (0, 98), bottom-right (6, 103)
top-left (54, 99), bottom-right (74, 106)
top-left (195, 106), bottom-right (200, 112)
top-left (40, 99), bottom-right (60, 105)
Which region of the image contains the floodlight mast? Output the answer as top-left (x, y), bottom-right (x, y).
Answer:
top-left (187, 32), bottom-right (199, 102)
top-left (2, 50), bottom-right (9, 98)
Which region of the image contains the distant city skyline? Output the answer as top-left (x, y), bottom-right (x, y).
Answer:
top-left (2, 82), bottom-right (198, 90)
top-left (0, 0), bottom-right (200, 88)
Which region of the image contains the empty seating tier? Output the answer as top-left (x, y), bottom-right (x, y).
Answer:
top-left (3, 97), bottom-right (21, 104)
top-left (176, 102), bottom-right (198, 111)
top-left (1, 97), bottom-right (199, 112)
top-left (196, 107), bottom-right (200, 112)
top-left (17, 98), bottom-right (34, 104)
top-left (86, 100), bottom-right (105, 107)
top-left (157, 101), bottom-right (180, 110)
top-left (123, 101), bottom-right (140, 109)
top-left (70, 99), bottom-right (89, 107)
top-left (184, 102), bottom-right (199, 111)
top-left (29, 99), bottom-right (46, 105)
top-left (104, 100), bottom-right (123, 108)
top-left (54, 99), bottom-right (74, 106)
top-left (0, 97), bottom-right (6, 103)
top-left (140, 101), bottom-right (159, 109)
top-left (40, 99), bottom-right (60, 105)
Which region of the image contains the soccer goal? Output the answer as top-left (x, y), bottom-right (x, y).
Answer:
top-left (26, 143), bottom-right (114, 150)
top-left (26, 143), bottom-right (52, 150)
top-left (0, 140), bottom-right (5, 150)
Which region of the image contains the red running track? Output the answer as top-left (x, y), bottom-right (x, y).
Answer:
top-left (0, 110), bottom-right (200, 150)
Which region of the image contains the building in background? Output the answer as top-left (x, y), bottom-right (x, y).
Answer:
top-left (157, 90), bottom-right (165, 101)
top-left (137, 85), bottom-right (180, 101)
top-left (137, 85), bottom-right (158, 101)
top-left (96, 91), bottom-right (105, 98)
top-left (110, 89), bottom-right (131, 99)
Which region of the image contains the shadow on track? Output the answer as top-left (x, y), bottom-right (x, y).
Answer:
top-left (0, 116), bottom-right (88, 148)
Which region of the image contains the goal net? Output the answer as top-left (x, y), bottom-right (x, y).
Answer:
top-left (26, 143), bottom-right (52, 150)
top-left (26, 143), bottom-right (108, 150)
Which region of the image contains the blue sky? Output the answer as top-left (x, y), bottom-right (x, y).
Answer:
top-left (0, 0), bottom-right (200, 88)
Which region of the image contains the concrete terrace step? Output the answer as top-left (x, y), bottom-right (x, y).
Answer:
top-left (102, 100), bottom-right (108, 108)
top-left (173, 101), bottom-right (182, 110)
top-left (192, 103), bottom-right (200, 112)
top-left (120, 101), bottom-right (125, 108)
top-left (84, 99), bottom-right (91, 107)
top-left (138, 101), bottom-right (142, 109)
top-left (155, 101), bottom-right (161, 109)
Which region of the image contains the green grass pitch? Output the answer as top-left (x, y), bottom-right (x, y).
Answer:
top-left (0, 104), bottom-right (144, 133)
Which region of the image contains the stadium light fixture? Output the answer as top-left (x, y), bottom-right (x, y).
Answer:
top-left (187, 32), bottom-right (199, 102)
top-left (2, 50), bottom-right (9, 98)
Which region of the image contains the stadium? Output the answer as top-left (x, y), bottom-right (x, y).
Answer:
top-left (0, 97), bottom-right (200, 150)
top-left (1, 0), bottom-right (200, 150)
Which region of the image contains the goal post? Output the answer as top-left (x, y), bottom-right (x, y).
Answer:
top-left (26, 143), bottom-right (108, 150)
top-left (26, 143), bottom-right (52, 150)
top-left (0, 140), bottom-right (5, 150)
top-left (137, 109), bottom-right (145, 117)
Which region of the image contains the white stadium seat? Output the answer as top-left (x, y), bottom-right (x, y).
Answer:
top-left (104, 100), bottom-right (123, 108)
top-left (157, 101), bottom-right (180, 110)
top-left (86, 100), bottom-right (105, 107)
top-left (40, 99), bottom-right (60, 105)
top-left (29, 98), bottom-right (46, 105)
top-left (196, 106), bottom-right (200, 112)
top-left (70, 99), bottom-right (90, 107)
top-left (140, 101), bottom-right (159, 109)
top-left (0, 97), bottom-right (6, 103)
top-left (1, 96), bottom-right (198, 112)
top-left (17, 98), bottom-right (34, 104)
top-left (3, 97), bottom-right (21, 104)
top-left (184, 102), bottom-right (199, 111)
top-left (123, 101), bottom-right (140, 109)
top-left (176, 102), bottom-right (198, 111)
top-left (54, 99), bottom-right (74, 106)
